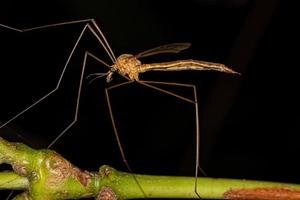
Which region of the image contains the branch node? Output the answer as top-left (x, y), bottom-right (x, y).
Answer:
top-left (99, 165), bottom-right (113, 178)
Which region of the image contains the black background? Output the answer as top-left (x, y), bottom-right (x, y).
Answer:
top-left (0, 0), bottom-right (299, 199)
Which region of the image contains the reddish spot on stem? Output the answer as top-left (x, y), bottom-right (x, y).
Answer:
top-left (97, 187), bottom-right (117, 200)
top-left (224, 187), bottom-right (300, 200)
top-left (12, 163), bottom-right (28, 176)
top-left (76, 170), bottom-right (92, 187)
top-left (46, 152), bottom-right (92, 187)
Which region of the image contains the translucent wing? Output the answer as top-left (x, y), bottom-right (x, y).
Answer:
top-left (135, 43), bottom-right (191, 59)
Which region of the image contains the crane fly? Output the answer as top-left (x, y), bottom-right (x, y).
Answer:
top-left (0, 19), bottom-right (239, 199)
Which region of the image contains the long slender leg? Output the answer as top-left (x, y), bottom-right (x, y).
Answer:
top-left (0, 21), bottom-right (114, 199)
top-left (47, 51), bottom-right (111, 148)
top-left (0, 22), bottom-right (113, 135)
top-left (105, 80), bottom-right (150, 198)
top-left (105, 80), bottom-right (133, 168)
top-left (0, 21), bottom-right (113, 199)
top-left (0, 19), bottom-right (116, 63)
top-left (105, 79), bottom-right (203, 198)
top-left (0, 52), bottom-right (110, 199)
top-left (5, 191), bottom-right (13, 200)
top-left (138, 80), bottom-right (203, 198)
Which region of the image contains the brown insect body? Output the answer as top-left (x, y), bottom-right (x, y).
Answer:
top-left (112, 51), bottom-right (239, 82)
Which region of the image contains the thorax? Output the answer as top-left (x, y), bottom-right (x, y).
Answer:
top-left (112, 54), bottom-right (142, 81)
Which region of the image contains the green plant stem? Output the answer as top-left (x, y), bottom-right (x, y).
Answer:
top-left (0, 172), bottom-right (29, 190)
top-left (2, 166), bottom-right (300, 199)
top-left (1, 137), bottom-right (300, 199)
top-left (98, 165), bottom-right (300, 199)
